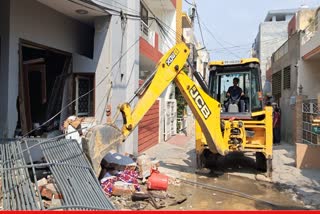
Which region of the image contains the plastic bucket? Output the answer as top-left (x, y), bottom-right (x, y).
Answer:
top-left (147, 170), bottom-right (168, 190)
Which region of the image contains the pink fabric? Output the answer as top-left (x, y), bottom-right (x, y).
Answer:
top-left (101, 170), bottom-right (140, 196)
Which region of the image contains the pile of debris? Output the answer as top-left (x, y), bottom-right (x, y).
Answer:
top-left (99, 151), bottom-right (187, 210)
top-left (33, 176), bottom-right (63, 209)
top-left (0, 138), bottom-right (115, 210)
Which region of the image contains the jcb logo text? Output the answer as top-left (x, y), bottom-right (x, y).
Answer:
top-left (189, 85), bottom-right (211, 119)
top-left (166, 49), bottom-right (179, 66)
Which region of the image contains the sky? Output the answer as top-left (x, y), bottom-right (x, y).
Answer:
top-left (183, 0), bottom-right (320, 60)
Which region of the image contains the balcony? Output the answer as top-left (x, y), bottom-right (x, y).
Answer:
top-left (143, 0), bottom-right (176, 11)
top-left (301, 18), bottom-right (320, 60)
top-left (140, 21), bottom-right (163, 65)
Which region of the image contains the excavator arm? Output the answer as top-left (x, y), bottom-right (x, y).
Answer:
top-left (120, 42), bottom-right (229, 156)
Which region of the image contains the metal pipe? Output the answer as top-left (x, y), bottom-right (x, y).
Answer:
top-left (5, 144), bottom-right (16, 210)
top-left (52, 141), bottom-right (87, 210)
top-left (9, 143), bottom-right (25, 210)
top-left (179, 177), bottom-right (280, 207)
top-left (54, 139), bottom-right (102, 209)
top-left (1, 144), bottom-right (8, 209)
top-left (41, 140), bottom-right (76, 210)
top-left (61, 139), bottom-right (105, 208)
top-left (22, 139), bottom-right (44, 210)
top-left (15, 141), bottom-right (39, 210)
top-left (1, 162), bottom-right (92, 171)
top-left (128, 69), bottom-right (157, 104)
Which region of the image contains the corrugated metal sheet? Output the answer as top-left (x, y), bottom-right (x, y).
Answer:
top-left (0, 138), bottom-right (115, 210)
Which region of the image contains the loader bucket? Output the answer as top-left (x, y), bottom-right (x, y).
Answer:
top-left (82, 124), bottom-right (123, 176)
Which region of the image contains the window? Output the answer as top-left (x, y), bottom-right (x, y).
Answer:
top-left (75, 75), bottom-right (94, 117)
top-left (272, 70), bottom-right (282, 100)
top-left (140, 2), bottom-right (148, 25)
top-left (251, 70), bottom-right (262, 111)
top-left (283, 66), bottom-right (291, 89)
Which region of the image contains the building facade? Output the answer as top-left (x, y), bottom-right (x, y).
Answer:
top-left (0, 0), bottom-right (140, 154)
top-left (270, 8), bottom-right (317, 144)
top-left (253, 9), bottom-right (296, 88)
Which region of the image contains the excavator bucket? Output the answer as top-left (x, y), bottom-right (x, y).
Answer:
top-left (82, 124), bottom-right (123, 176)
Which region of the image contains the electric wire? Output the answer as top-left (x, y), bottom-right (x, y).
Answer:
top-left (198, 18), bottom-right (241, 58)
top-left (195, 7), bottom-right (207, 50)
top-left (184, 0), bottom-right (194, 6)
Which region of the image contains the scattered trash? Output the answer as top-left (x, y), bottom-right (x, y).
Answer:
top-left (104, 151), bottom-right (136, 167)
top-left (137, 154), bottom-right (153, 181)
top-left (101, 169), bottom-right (140, 196)
top-left (98, 151), bottom-right (190, 210)
top-left (168, 196), bottom-right (187, 206)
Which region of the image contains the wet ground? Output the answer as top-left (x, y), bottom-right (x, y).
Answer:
top-left (164, 173), bottom-right (304, 210)
top-left (144, 135), bottom-right (309, 210)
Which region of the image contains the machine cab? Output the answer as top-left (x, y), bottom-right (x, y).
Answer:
top-left (208, 59), bottom-right (263, 119)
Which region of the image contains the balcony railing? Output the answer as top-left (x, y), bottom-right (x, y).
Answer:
top-left (140, 21), bottom-right (155, 47)
top-left (302, 18), bottom-right (320, 45)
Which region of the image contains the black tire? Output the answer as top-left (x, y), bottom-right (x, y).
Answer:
top-left (197, 149), bottom-right (219, 168)
top-left (256, 152), bottom-right (267, 172)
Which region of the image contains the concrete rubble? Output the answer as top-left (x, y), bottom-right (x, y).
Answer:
top-left (98, 151), bottom-right (188, 210)
top-left (33, 176), bottom-right (63, 209)
top-left (0, 138), bottom-right (115, 210)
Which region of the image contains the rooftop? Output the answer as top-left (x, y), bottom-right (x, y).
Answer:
top-left (264, 8), bottom-right (298, 22)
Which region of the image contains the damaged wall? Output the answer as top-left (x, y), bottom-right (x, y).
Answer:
top-left (1, 0), bottom-right (140, 156)
top-left (93, 0), bottom-right (140, 155)
top-left (4, 0), bottom-right (94, 137)
top-left (0, 0), bottom-right (10, 137)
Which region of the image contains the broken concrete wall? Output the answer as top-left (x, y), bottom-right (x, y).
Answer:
top-left (4, 0), bottom-right (94, 137)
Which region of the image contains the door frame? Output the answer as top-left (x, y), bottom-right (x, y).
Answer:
top-left (18, 39), bottom-right (71, 134)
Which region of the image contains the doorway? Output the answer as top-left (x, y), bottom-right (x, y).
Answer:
top-left (17, 41), bottom-right (72, 136)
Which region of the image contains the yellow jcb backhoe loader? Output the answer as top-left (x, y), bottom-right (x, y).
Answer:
top-left (87, 42), bottom-right (273, 177)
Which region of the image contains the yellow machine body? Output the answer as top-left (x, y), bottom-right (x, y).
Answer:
top-left (119, 43), bottom-right (273, 176)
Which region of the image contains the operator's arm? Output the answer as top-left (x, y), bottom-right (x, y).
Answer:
top-left (226, 87), bottom-right (231, 97)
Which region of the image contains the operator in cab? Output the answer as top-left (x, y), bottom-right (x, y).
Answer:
top-left (225, 77), bottom-right (245, 112)
top-left (226, 77), bottom-right (244, 99)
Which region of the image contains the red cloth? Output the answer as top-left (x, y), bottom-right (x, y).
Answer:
top-left (273, 112), bottom-right (280, 128)
top-left (101, 170), bottom-right (140, 196)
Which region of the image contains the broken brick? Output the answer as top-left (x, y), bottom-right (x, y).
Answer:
top-left (39, 186), bottom-right (63, 200)
top-left (37, 178), bottom-right (48, 187)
